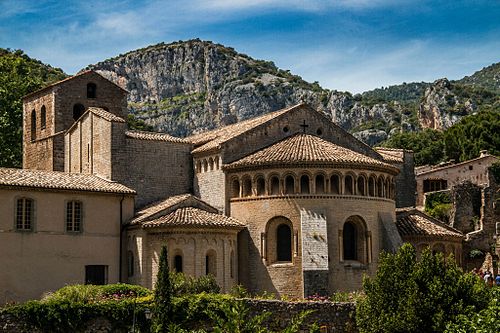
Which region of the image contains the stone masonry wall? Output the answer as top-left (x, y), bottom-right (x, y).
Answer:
top-left (0, 300), bottom-right (357, 333)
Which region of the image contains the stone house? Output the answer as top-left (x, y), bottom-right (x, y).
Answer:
top-left (0, 71), bottom-right (465, 302)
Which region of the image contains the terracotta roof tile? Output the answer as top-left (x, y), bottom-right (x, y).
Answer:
top-left (125, 130), bottom-right (189, 143)
top-left (186, 104), bottom-right (299, 153)
top-left (0, 168), bottom-right (135, 194)
top-left (375, 148), bottom-right (406, 163)
top-left (396, 209), bottom-right (463, 238)
top-left (142, 206), bottom-right (244, 229)
top-left (88, 107), bottom-right (126, 123)
top-left (130, 194), bottom-right (194, 224)
top-left (415, 154), bottom-right (499, 176)
top-left (226, 133), bottom-right (397, 172)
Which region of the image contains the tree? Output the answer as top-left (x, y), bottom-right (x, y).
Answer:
top-left (152, 246), bottom-right (173, 332)
top-left (356, 243), bottom-right (490, 333)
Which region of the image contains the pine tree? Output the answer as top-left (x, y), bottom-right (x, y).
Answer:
top-left (152, 246), bottom-right (172, 332)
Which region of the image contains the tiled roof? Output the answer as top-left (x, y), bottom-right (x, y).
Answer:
top-left (186, 104), bottom-right (300, 153)
top-left (375, 147), bottom-right (406, 163)
top-left (0, 168), bottom-right (135, 194)
top-left (23, 70), bottom-right (127, 99)
top-left (130, 194), bottom-right (194, 224)
top-left (142, 206), bottom-right (244, 229)
top-left (88, 107), bottom-right (126, 123)
top-left (396, 209), bottom-right (463, 239)
top-left (226, 133), bottom-right (397, 172)
top-left (416, 154), bottom-right (499, 176)
top-left (125, 130), bottom-right (189, 143)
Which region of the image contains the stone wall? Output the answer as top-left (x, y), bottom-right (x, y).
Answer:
top-left (394, 150), bottom-right (416, 208)
top-left (0, 300), bottom-right (357, 333)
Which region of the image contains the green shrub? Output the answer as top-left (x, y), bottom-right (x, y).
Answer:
top-left (42, 283), bottom-right (152, 303)
top-left (356, 243), bottom-right (490, 333)
top-left (171, 272), bottom-right (220, 296)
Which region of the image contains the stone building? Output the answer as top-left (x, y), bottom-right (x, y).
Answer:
top-left (0, 71), bottom-right (468, 302)
top-left (415, 152), bottom-right (499, 207)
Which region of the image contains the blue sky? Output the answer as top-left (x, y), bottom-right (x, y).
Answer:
top-left (0, 0), bottom-right (499, 93)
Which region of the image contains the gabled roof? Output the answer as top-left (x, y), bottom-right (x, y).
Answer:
top-left (396, 208), bottom-right (463, 239)
top-left (225, 133), bottom-right (398, 173)
top-left (23, 70), bottom-right (128, 99)
top-left (186, 104), bottom-right (301, 153)
top-left (142, 207), bottom-right (244, 229)
top-left (129, 193), bottom-right (244, 229)
top-left (0, 168), bottom-right (135, 195)
top-left (125, 130), bottom-right (189, 143)
top-left (66, 107), bottom-right (125, 133)
top-left (415, 153), bottom-right (499, 176)
top-left (375, 147), bottom-right (409, 163)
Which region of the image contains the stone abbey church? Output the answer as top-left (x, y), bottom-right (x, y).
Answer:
top-left (0, 71), bottom-right (464, 302)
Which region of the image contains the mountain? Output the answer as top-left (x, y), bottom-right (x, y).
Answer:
top-left (457, 62), bottom-right (500, 93)
top-left (87, 39), bottom-right (498, 144)
top-left (87, 39), bottom-right (419, 142)
top-left (0, 48), bottom-right (67, 167)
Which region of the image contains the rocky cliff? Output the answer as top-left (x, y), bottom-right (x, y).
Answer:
top-left (86, 39), bottom-right (499, 143)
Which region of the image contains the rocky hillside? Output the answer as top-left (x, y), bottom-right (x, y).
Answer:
top-left (86, 39), bottom-right (498, 144)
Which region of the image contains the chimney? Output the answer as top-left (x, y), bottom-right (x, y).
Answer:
top-left (480, 150), bottom-right (488, 157)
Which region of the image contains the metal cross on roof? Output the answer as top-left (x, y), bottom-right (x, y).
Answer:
top-left (300, 119), bottom-right (309, 133)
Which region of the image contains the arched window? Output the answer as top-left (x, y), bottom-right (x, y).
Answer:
top-left (205, 250), bottom-right (217, 276)
top-left (256, 177), bottom-right (265, 196)
top-left (30, 110), bottom-right (36, 141)
top-left (285, 175), bottom-right (295, 194)
top-left (40, 105), bottom-right (46, 130)
top-left (202, 159), bottom-right (208, 172)
top-left (344, 175), bottom-right (354, 195)
top-left (300, 175), bottom-right (310, 194)
top-left (231, 179), bottom-right (240, 198)
top-left (368, 176), bottom-right (376, 197)
top-left (66, 200), bottom-right (82, 232)
top-left (208, 158), bottom-right (214, 171)
top-left (277, 224), bottom-right (292, 262)
top-left (242, 177), bottom-right (252, 197)
top-left (87, 83), bottom-right (97, 98)
top-left (357, 176), bottom-right (366, 196)
top-left (196, 161), bottom-right (201, 173)
top-left (174, 255), bottom-right (183, 273)
top-left (377, 177), bottom-right (384, 197)
top-left (385, 179), bottom-right (390, 198)
top-left (315, 175), bottom-right (325, 194)
top-left (127, 251), bottom-right (134, 277)
top-left (73, 103), bottom-right (85, 121)
top-left (270, 176), bottom-right (280, 195)
top-left (16, 197), bottom-right (34, 230)
top-left (343, 222), bottom-right (357, 260)
top-left (330, 174), bottom-right (340, 194)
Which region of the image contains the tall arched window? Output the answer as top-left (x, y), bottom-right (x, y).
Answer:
top-left (377, 177), bottom-right (384, 197)
top-left (343, 222), bottom-right (357, 260)
top-left (230, 250), bottom-right (235, 278)
top-left (174, 255), bottom-right (183, 273)
top-left (285, 175), bottom-right (295, 194)
top-left (87, 83), bottom-right (97, 98)
top-left (73, 103), bottom-right (85, 121)
top-left (368, 176), bottom-right (376, 196)
top-left (344, 175), bottom-right (354, 195)
top-left (208, 158), bottom-right (214, 171)
top-left (256, 177), bottom-right (265, 196)
top-left (205, 250), bottom-right (217, 276)
top-left (330, 174), bottom-right (340, 194)
top-left (300, 175), bottom-right (310, 194)
top-left (270, 176), bottom-right (280, 195)
top-left (357, 176), bottom-right (366, 196)
top-left (315, 175), bottom-right (325, 194)
top-left (30, 110), bottom-right (36, 141)
top-left (40, 105), bottom-right (46, 129)
top-left (231, 179), bottom-right (240, 198)
top-left (242, 177), bottom-right (252, 197)
top-left (277, 224), bottom-right (292, 262)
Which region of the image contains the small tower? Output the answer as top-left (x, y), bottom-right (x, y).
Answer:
top-left (22, 71), bottom-right (128, 171)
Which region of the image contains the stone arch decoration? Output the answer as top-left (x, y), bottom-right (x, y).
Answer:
top-left (269, 175), bottom-right (280, 195)
top-left (377, 176), bottom-right (385, 197)
top-left (284, 174), bottom-right (295, 194)
top-left (231, 178), bottom-right (240, 198)
top-left (341, 215), bottom-right (369, 264)
top-left (30, 109), bottom-right (36, 141)
top-left (208, 157), bottom-right (214, 171)
top-left (357, 175), bottom-right (366, 196)
top-left (40, 105), bottom-right (46, 129)
top-left (330, 173), bottom-right (341, 194)
top-left (242, 176), bottom-right (252, 197)
top-left (205, 249), bottom-right (217, 276)
top-left (315, 173), bottom-right (326, 194)
top-left (266, 216), bottom-right (293, 264)
top-left (202, 159), bottom-right (208, 172)
top-left (300, 174), bottom-right (310, 194)
top-left (344, 174), bottom-right (354, 195)
top-left (255, 175), bottom-right (266, 196)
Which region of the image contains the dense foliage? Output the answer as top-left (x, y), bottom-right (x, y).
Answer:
top-left (356, 243), bottom-right (490, 333)
top-left (152, 246), bottom-right (173, 332)
top-left (0, 48), bottom-right (67, 167)
top-left (361, 82), bottom-right (430, 105)
top-left (382, 110), bottom-right (500, 166)
top-left (171, 271), bottom-right (220, 295)
top-left (424, 192), bottom-right (452, 222)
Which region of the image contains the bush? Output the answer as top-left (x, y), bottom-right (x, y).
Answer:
top-left (42, 283), bottom-right (152, 303)
top-left (356, 243), bottom-right (490, 333)
top-left (171, 272), bottom-right (220, 296)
